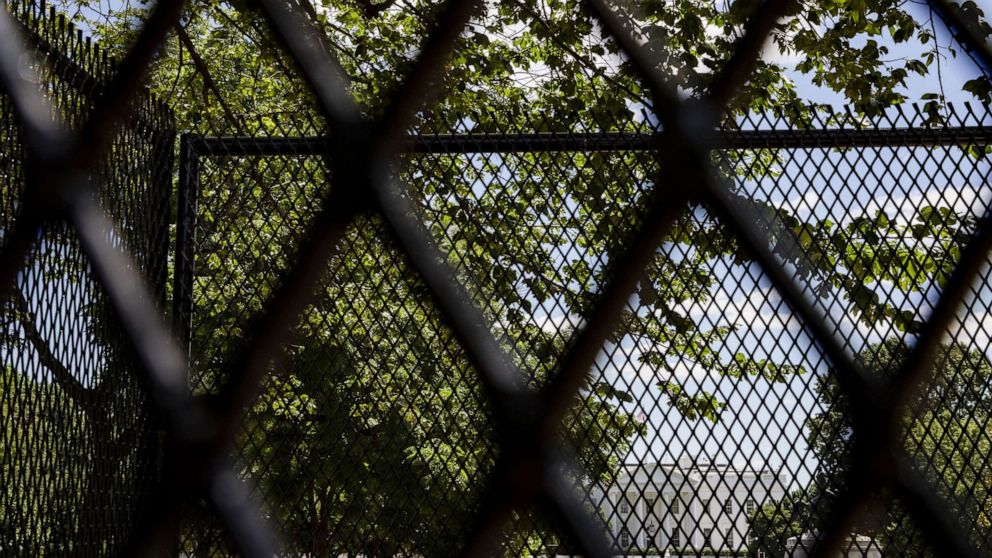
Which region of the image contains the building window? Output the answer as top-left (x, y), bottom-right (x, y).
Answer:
top-left (620, 529), bottom-right (632, 549)
top-left (703, 527), bottom-right (713, 548)
top-left (645, 492), bottom-right (656, 515)
top-left (671, 529), bottom-right (680, 548)
top-left (726, 529), bottom-right (735, 548)
top-left (745, 498), bottom-right (757, 515)
top-left (671, 496), bottom-right (680, 515)
top-left (619, 499), bottom-right (630, 515)
top-left (723, 499), bottom-right (734, 514)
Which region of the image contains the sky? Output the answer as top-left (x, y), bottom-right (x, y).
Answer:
top-left (584, 8), bottom-right (992, 495)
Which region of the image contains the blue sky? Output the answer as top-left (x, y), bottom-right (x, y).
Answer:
top-left (593, 12), bottom-right (992, 492)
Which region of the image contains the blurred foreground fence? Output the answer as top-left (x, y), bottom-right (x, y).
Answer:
top-left (176, 107), bottom-right (992, 556)
top-left (2, 0), bottom-right (992, 556)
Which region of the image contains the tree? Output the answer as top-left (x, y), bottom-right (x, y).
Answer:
top-left (748, 488), bottom-right (816, 558)
top-left (0, 241), bottom-right (163, 555)
top-left (54, 0), bottom-right (992, 553)
top-left (749, 339), bottom-right (992, 556)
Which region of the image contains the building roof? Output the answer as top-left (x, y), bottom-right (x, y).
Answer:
top-left (622, 457), bottom-right (783, 476)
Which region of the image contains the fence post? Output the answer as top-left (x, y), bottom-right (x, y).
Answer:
top-left (156, 116), bottom-right (177, 308)
top-left (173, 133), bottom-right (199, 357)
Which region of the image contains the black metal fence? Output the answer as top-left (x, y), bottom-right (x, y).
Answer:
top-left (0, 1), bottom-right (174, 555)
top-left (1, 0), bottom-right (992, 556)
top-left (176, 106), bottom-right (992, 557)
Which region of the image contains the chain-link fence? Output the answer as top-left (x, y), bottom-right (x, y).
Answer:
top-left (2, 0), bottom-right (992, 555)
top-left (0, 0), bottom-right (175, 554)
top-left (175, 107), bottom-right (992, 557)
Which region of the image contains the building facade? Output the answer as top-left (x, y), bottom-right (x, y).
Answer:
top-left (785, 532), bottom-right (883, 558)
top-left (597, 455), bottom-right (787, 555)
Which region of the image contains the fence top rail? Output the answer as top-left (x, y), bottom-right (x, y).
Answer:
top-left (185, 125), bottom-right (992, 156)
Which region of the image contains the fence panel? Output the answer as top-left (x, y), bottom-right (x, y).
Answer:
top-left (177, 106), bottom-right (992, 556)
top-left (0, 2), bottom-right (174, 554)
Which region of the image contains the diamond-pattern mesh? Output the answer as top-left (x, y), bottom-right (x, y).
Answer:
top-left (179, 136), bottom-right (498, 554)
top-left (2, 0), bottom-right (992, 555)
top-left (0, 1), bottom-right (174, 554)
top-left (178, 105), bottom-right (992, 556)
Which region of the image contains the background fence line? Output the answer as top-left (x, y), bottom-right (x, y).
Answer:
top-left (173, 107), bottom-right (992, 556)
top-left (185, 124), bottom-right (992, 155)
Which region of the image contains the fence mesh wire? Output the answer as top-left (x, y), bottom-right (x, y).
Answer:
top-left (0, 2), bottom-right (174, 554)
top-left (176, 106), bottom-right (992, 556)
top-left (2, 0), bottom-right (992, 556)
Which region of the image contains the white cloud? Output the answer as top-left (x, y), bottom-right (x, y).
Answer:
top-left (950, 311), bottom-right (992, 348)
top-left (534, 312), bottom-right (584, 334)
top-left (677, 285), bottom-right (802, 334)
top-left (611, 349), bottom-right (718, 382)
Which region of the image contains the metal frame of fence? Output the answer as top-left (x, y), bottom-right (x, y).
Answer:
top-left (175, 112), bottom-right (992, 556)
top-left (182, 126), bottom-right (992, 156)
top-left (2, 0), bottom-right (992, 555)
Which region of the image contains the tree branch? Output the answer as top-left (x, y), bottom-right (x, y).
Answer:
top-left (351, 0), bottom-right (399, 20)
top-left (174, 22), bottom-right (248, 134)
top-left (210, 5), bottom-right (309, 81)
top-left (8, 287), bottom-right (91, 406)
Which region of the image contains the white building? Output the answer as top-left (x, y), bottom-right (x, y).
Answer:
top-left (596, 455), bottom-right (787, 556)
top-left (785, 532), bottom-right (883, 558)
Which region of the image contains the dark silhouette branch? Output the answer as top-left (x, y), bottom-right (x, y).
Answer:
top-left (352, 0), bottom-right (398, 19)
top-left (175, 22), bottom-right (247, 134)
top-left (8, 286), bottom-right (91, 406)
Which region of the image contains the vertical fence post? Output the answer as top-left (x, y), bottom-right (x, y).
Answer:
top-left (157, 118), bottom-right (177, 308)
top-left (173, 133), bottom-right (199, 357)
